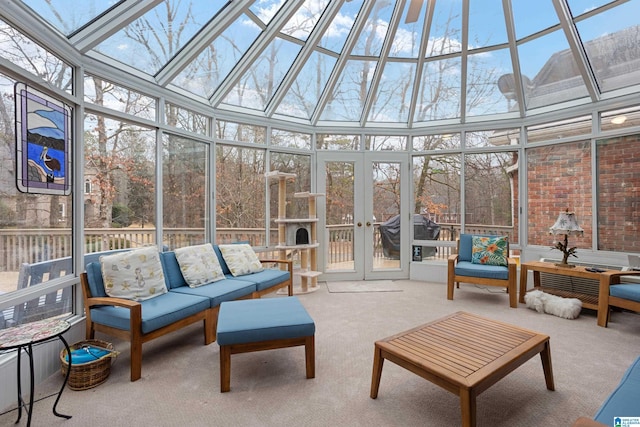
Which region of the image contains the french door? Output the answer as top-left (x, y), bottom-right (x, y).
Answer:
top-left (317, 152), bottom-right (409, 281)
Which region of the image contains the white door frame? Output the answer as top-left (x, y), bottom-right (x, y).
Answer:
top-left (317, 151), bottom-right (409, 281)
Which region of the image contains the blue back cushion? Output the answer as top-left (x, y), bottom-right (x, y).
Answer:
top-left (85, 262), bottom-right (107, 298)
top-left (159, 251), bottom-right (187, 289)
top-left (213, 244), bottom-right (232, 276)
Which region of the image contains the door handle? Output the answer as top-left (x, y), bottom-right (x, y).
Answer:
top-left (357, 222), bottom-right (362, 227)
top-left (366, 221), bottom-right (371, 227)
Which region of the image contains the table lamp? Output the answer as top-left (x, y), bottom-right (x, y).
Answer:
top-left (549, 209), bottom-right (584, 268)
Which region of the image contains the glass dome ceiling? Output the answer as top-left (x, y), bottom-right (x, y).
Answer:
top-left (16, 0), bottom-right (640, 128)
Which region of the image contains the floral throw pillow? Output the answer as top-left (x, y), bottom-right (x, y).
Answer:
top-left (174, 244), bottom-right (225, 288)
top-left (471, 236), bottom-right (508, 267)
top-left (100, 246), bottom-right (168, 301)
top-left (218, 244), bottom-right (264, 276)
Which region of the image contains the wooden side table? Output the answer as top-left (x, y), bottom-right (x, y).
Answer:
top-left (519, 261), bottom-right (640, 326)
top-left (0, 318), bottom-right (72, 426)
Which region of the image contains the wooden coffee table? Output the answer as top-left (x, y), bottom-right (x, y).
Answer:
top-left (370, 311), bottom-right (554, 427)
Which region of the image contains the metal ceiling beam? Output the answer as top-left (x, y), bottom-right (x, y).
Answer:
top-left (264, 0), bottom-right (345, 118)
top-left (552, 0), bottom-right (600, 101)
top-left (310, 0), bottom-right (377, 125)
top-left (208, 0), bottom-right (303, 108)
top-left (502, 0), bottom-right (526, 117)
top-left (70, 0), bottom-right (164, 52)
top-left (156, 1), bottom-right (248, 86)
top-left (360, 0), bottom-right (408, 127)
top-left (406, 0), bottom-right (435, 127)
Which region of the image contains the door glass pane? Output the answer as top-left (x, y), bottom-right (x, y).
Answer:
top-left (325, 161), bottom-right (354, 271)
top-left (373, 162), bottom-right (401, 270)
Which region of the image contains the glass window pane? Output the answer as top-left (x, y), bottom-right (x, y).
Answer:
top-left (601, 106), bottom-right (640, 132)
top-left (84, 114), bottom-right (156, 247)
top-left (413, 134), bottom-right (461, 151)
top-left (517, 31), bottom-right (590, 110)
top-left (467, 129), bottom-right (519, 149)
top-left (364, 135), bottom-right (407, 151)
top-left (215, 120), bottom-right (266, 144)
top-left (316, 134), bottom-right (361, 150)
top-left (464, 152), bottom-right (516, 240)
top-left (597, 134), bottom-right (640, 252)
top-left (527, 142), bottom-right (592, 249)
top-left (318, 0), bottom-right (364, 53)
top-left (527, 116), bottom-right (592, 144)
top-left (84, 74), bottom-right (156, 121)
top-left (0, 73), bottom-right (73, 328)
top-left (271, 129), bottom-right (311, 149)
top-left (162, 135), bottom-right (208, 249)
top-left (215, 146), bottom-right (266, 246)
top-left (165, 102), bottom-right (208, 135)
top-left (0, 20), bottom-right (73, 93)
top-left (413, 154), bottom-right (461, 243)
top-left (269, 152), bottom-right (311, 225)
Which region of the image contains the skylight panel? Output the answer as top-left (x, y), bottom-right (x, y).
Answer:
top-left (466, 48), bottom-right (513, 118)
top-left (413, 57), bottom-right (462, 122)
top-left (426, 0), bottom-right (463, 57)
top-left (517, 30), bottom-right (589, 110)
top-left (280, 0), bottom-right (330, 42)
top-left (250, 0), bottom-right (287, 25)
top-left (511, 1), bottom-right (559, 40)
top-left (566, 0), bottom-right (617, 17)
top-left (467, 0), bottom-right (508, 50)
top-left (367, 61), bottom-right (416, 124)
top-left (317, 0), bottom-right (363, 54)
top-left (388, 4), bottom-right (424, 59)
top-left (276, 50), bottom-right (337, 120)
top-left (320, 59), bottom-right (378, 122)
top-left (21, 0), bottom-right (122, 36)
top-left (221, 37), bottom-right (302, 111)
top-left (572, 1), bottom-right (640, 93)
top-left (350, 1), bottom-right (394, 57)
top-left (170, 16), bottom-right (260, 99)
top-left (93, 1), bottom-right (224, 75)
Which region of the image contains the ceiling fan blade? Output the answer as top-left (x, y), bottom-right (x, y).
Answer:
top-left (405, 0), bottom-right (423, 23)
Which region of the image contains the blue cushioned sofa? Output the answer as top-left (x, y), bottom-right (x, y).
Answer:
top-left (80, 244), bottom-right (292, 381)
top-left (572, 355), bottom-right (640, 426)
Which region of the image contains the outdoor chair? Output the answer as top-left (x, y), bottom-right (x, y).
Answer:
top-left (447, 234), bottom-right (517, 308)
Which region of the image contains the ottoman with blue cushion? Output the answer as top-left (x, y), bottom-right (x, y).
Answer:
top-left (216, 297), bottom-right (315, 392)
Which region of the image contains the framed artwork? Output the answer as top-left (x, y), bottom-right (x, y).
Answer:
top-left (15, 83), bottom-right (72, 195)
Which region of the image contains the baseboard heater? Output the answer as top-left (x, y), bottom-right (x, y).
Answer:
top-left (537, 258), bottom-right (624, 297)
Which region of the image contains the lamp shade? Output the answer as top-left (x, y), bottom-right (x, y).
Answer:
top-left (549, 211), bottom-right (584, 236)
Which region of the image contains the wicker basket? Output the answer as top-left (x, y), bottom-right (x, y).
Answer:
top-left (60, 339), bottom-right (117, 390)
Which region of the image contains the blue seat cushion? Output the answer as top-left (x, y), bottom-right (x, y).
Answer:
top-left (169, 278), bottom-right (255, 307)
top-left (594, 356), bottom-right (640, 423)
top-left (90, 292), bottom-right (210, 334)
top-left (609, 284), bottom-right (640, 302)
top-left (217, 297), bottom-right (315, 346)
top-left (454, 261), bottom-right (509, 280)
top-left (228, 269), bottom-right (290, 292)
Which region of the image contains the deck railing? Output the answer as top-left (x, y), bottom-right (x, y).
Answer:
top-left (0, 224), bottom-right (514, 273)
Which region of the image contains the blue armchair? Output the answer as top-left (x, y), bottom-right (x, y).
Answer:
top-left (447, 234), bottom-right (517, 308)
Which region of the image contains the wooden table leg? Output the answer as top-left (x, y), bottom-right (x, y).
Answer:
top-left (305, 336), bottom-right (315, 379)
top-left (460, 387), bottom-right (476, 427)
top-left (220, 345), bottom-right (231, 393)
top-left (540, 340), bottom-right (555, 391)
top-left (370, 345), bottom-right (384, 399)
top-left (519, 264), bottom-right (529, 304)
